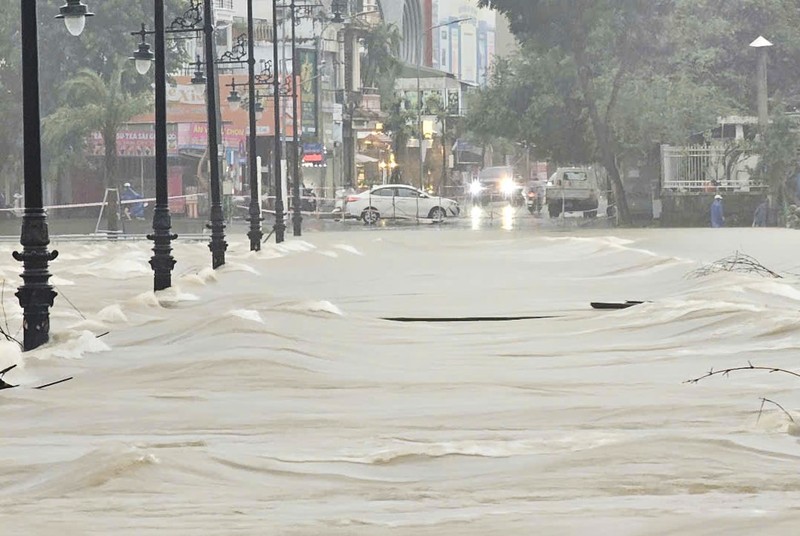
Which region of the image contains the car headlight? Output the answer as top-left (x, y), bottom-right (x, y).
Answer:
top-left (500, 178), bottom-right (516, 196)
top-left (469, 181), bottom-right (482, 196)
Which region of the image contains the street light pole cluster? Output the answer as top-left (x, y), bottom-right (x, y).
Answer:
top-left (14, 0), bottom-right (349, 350)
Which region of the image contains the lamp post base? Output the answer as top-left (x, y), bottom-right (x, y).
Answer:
top-left (207, 205), bottom-right (228, 269)
top-left (272, 218), bottom-right (286, 244)
top-left (13, 209), bottom-right (58, 351)
top-left (247, 200), bottom-right (263, 251)
top-left (148, 207), bottom-right (177, 292)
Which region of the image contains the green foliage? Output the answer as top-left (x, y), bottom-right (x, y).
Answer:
top-left (44, 62), bottom-right (151, 187)
top-left (360, 22), bottom-right (402, 109)
top-left (750, 107), bottom-right (800, 206)
top-left (0, 0), bottom-right (187, 191)
top-left (384, 97), bottom-right (416, 160)
top-left (473, 0), bottom-right (800, 225)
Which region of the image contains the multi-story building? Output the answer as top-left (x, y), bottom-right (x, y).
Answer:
top-left (430, 0), bottom-right (495, 85)
top-left (86, 1), bottom-right (429, 210)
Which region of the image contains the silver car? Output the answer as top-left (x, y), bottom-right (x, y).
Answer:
top-left (344, 184), bottom-right (460, 224)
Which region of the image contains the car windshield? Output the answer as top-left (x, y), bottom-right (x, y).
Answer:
top-left (564, 172), bottom-right (587, 181)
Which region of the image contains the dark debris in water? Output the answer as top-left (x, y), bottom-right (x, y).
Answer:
top-left (686, 251), bottom-right (782, 279)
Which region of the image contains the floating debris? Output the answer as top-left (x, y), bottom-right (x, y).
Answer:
top-left (686, 251), bottom-right (782, 279)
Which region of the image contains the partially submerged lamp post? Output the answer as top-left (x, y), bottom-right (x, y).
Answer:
top-left (289, 0), bottom-right (303, 237)
top-left (130, 2), bottom-right (177, 291)
top-left (133, 0), bottom-right (229, 277)
top-left (14, 0), bottom-right (92, 351)
top-left (272, 0), bottom-right (287, 243)
top-left (201, 0), bottom-right (228, 269)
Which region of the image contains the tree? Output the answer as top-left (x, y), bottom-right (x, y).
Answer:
top-left (44, 63), bottom-right (151, 231)
top-left (749, 105), bottom-right (800, 224)
top-left (360, 22), bottom-right (402, 109)
top-left (0, 0), bottom-right (186, 198)
top-left (384, 97), bottom-right (416, 182)
top-left (476, 0), bottom-right (800, 225)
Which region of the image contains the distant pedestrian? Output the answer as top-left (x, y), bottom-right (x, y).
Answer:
top-left (711, 194), bottom-right (724, 228)
top-left (121, 182), bottom-right (145, 219)
top-left (752, 198), bottom-right (769, 227)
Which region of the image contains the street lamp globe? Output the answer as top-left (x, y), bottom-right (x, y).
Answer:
top-left (191, 56), bottom-right (206, 85)
top-left (228, 89), bottom-right (242, 110)
top-left (131, 39), bottom-right (154, 75)
top-left (56, 0), bottom-right (93, 36)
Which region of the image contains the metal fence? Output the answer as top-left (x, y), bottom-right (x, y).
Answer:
top-left (661, 144), bottom-right (763, 192)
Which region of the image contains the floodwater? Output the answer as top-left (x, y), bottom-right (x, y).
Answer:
top-left (2, 226), bottom-right (800, 535)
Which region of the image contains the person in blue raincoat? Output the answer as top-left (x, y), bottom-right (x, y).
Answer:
top-left (710, 194), bottom-right (724, 228)
top-left (752, 197), bottom-right (769, 227)
top-left (121, 182), bottom-right (145, 219)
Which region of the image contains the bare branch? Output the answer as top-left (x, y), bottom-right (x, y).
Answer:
top-left (686, 251), bottom-right (782, 279)
top-left (686, 363), bottom-right (800, 384)
top-left (757, 397), bottom-right (796, 424)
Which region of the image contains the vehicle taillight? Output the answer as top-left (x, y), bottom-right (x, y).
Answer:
top-left (346, 196), bottom-right (359, 203)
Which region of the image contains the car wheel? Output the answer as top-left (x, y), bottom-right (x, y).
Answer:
top-left (429, 207), bottom-right (446, 223)
top-left (362, 208), bottom-right (380, 225)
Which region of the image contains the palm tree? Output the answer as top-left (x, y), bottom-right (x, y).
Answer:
top-left (44, 61), bottom-right (151, 232)
top-left (361, 22), bottom-right (402, 106)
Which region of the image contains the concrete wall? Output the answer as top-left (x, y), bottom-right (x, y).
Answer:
top-left (660, 192), bottom-right (766, 227)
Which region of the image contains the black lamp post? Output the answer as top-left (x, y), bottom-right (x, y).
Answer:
top-left (282, 0), bottom-right (334, 237)
top-left (13, 1), bottom-right (92, 351)
top-left (245, 0), bottom-right (263, 250)
top-left (289, 0), bottom-right (303, 237)
top-left (217, 40), bottom-right (274, 251)
top-left (171, 2), bottom-right (228, 269)
top-left (272, 0), bottom-right (287, 243)
top-left (131, 1), bottom-right (177, 292)
top-left (201, 0), bottom-right (227, 268)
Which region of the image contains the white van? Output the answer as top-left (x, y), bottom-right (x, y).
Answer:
top-left (545, 166), bottom-right (601, 217)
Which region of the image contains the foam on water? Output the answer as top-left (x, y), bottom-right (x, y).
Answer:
top-left (227, 309), bottom-right (264, 324)
top-left (96, 304), bottom-right (129, 324)
top-left (41, 330), bottom-right (111, 360)
top-left (334, 244), bottom-right (365, 256)
top-left (280, 300), bottom-right (344, 316)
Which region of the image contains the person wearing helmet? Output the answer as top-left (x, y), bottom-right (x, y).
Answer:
top-left (710, 194), bottom-right (724, 228)
top-left (121, 182), bottom-right (145, 220)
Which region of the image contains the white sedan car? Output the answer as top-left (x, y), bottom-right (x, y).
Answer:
top-left (344, 184), bottom-right (460, 224)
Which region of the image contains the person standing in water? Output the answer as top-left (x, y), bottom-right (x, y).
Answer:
top-left (711, 194), bottom-right (724, 228)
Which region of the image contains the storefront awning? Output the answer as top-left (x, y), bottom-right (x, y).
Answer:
top-left (355, 153), bottom-right (378, 164)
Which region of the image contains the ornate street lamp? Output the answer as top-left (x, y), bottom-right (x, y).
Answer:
top-left (200, 0), bottom-right (228, 269)
top-left (330, 0), bottom-right (346, 24)
top-left (14, 0), bottom-right (91, 351)
top-left (56, 0), bottom-right (94, 36)
top-left (271, 0), bottom-right (287, 243)
top-left (289, 0), bottom-right (303, 236)
top-left (134, 0), bottom-right (228, 272)
top-left (225, 80), bottom-right (264, 120)
top-left (129, 1), bottom-right (177, 291)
